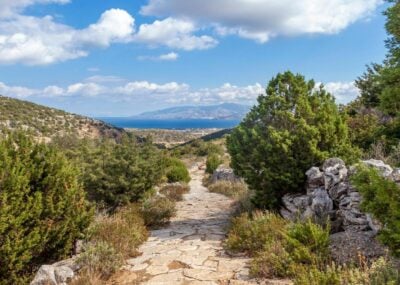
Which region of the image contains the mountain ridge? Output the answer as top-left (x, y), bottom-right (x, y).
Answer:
top-left (133, 103), bottom-right (250, 120)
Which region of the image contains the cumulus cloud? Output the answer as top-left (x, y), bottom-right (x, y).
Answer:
top-left (0, 78), bottom-right (361, 108)
top-left (0, 9), bottom-right (135, 65)
top-left (134, 18), bottom-right (217, 50)
top-left (138, 52), bottom-right (179, 61)
top-left (141, 0), bottom-right (382, 43)
top-left (0, 0), bottom-right (217, 65)
top-left (0, 79), bottom-right (263, 105)
top-left (322, 81), bottom-right (360, 104)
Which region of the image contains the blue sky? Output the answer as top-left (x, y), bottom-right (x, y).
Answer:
top-left (0, 0), bottom-right (388, 116)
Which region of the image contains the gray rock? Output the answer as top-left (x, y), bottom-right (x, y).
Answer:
top-left (281, 194), bottom-right (312, 220)
top-left (391, 168), bottom-right (400, 183)
top-left (322, 158), bottom-right (345, 171)
top-left (306, 167), bottom-right (324, 193)
top-left (211, 166), bottom-right (241, 183)
top-left (30, 265), bottom-right (57, 285)
top-left (324, 163), bottom-right (348, 191)
top-left (54, 267), bottom-right (74, 284)
top-left (328, 182), bottom-right (348, 201)
top-left (31, 259), bottom-right (77, 285)
top-left (311, 188), bottom-right (333, 221)
top-left (362, 159), bottom-right (393, 177)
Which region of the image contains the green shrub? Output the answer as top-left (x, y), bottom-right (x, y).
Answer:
top-left (208, 180), bottom-right (247, 199)
top-left (140, 196), bottom-right (176, 228)
top-left (77, 241), bottom-right (123, 278)
top-left (90, 204), bottom-right (148, 258)
top-left (226, 211), bottom-right (287, 255)
top-left (160, 184), bottom-right (190, 201)
top-left (164, 157), bottom-right (191, 183)
top-left (0, 132), bottom-right (93, 284)
top-left (206, 153), bottom-right (222, 174)
top-left (82, 135), bottom-right (164, 209)
top-left (227, 71), bottom-right (359, 209)
top-left (285, 220), bottom-right (330, 266)
top-left (351, 165), bottom-right (400, 256)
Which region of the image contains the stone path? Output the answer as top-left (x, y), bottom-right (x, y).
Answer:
top-left (120, 165), bottom-right (290, 285)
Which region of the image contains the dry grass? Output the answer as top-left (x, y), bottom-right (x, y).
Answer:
top-left (208, 180), bottom-right (247, 199)
top-left (140, 196), bottom-right (177, 228)
top-left (90, 204), bottom-right (148, 258)
top-left (160, 184), bottom-right (190, 201)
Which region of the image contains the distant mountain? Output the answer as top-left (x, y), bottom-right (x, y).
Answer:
top-left (134, 103), bottom-right (250, 120)
top-left (0, 95), bottom-right (124, 141)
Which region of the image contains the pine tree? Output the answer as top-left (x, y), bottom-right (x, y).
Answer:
top-left (0, 132), bottom-right (93, 284)
top-left (227, 72), bottom-right (358, 209)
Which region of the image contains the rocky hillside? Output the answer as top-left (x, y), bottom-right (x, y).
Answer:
top-left (0, 96), bottom-right (124, 141)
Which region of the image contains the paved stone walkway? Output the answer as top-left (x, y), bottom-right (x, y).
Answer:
top-left (120, 165), bottom-right (290, 285)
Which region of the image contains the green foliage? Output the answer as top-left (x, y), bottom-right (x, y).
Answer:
top-left (140, 196), bottom-right (176, 228)
top-left (228, 71), bottom-right (358, 209)
top-left (81, 135), bottom-right (164, 209)
top-left (0, 132), bottom-right (93, 284)
top-left (90, 204), bottom-right (148, 258)
top-left (164, 157), bottom-right (191, 183)
top-left (206, 153), bottom-right (222, 174)
top-left (226, 211), bottom-right (331, 280)
top-left (77, 241), bottom-right (123, 278)
top-left (351, 165), bottom-right (400, 256)
top-left (226, 211), bottom-right (287, 254)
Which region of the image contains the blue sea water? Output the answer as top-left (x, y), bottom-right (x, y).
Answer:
top-left (98, 118), bottom-right (241, 130)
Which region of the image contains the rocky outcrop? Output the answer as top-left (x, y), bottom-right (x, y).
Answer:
top-left (211, 166), bottom-right (242, 184)
top-left (30, 258), bottom-right (78, 285)
top-left (281, 158), bottom-right (400, 263)
top-left (281, 158), bottom-right (400, 233)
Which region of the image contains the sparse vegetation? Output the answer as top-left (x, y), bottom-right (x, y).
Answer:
top-left (140, 196), bottom-right (177, 228)
top-left (208, 180), bottom-right (247, 199)
top-left (160, 183), bottom-right (190, 201)
top-left (226, 211), bottom-right (400, 284)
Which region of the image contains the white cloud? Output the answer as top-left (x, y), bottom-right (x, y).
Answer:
top-left (138, 52), bottom-right (179, 61)
top-left (0, 9), bottom-right (135, 65)
top-left (0, 78), bottom-right (360, 106)
top-left (141, 0), bottom-right (382, 43)
top-left (134, 17), bottom-right (218, 50)
top-left (322, 81), bottom-right (360, 104)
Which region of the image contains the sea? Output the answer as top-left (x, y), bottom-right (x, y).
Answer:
top-left (98, 118), bottom-right (241, 130)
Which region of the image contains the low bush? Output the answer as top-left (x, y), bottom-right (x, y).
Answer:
top-left (90, 204), bottom-right (148, 258)
top-left (140, 196), bottom-right (177, 228)
top-left (206, 153), bottom-right (222, 174)
top-left (351, 165), bottom-right (400, 256)
top-left (164, 157), bottom-right (191, 183)
top-left (76, 241), bottom-right (123, 279)
top-left (208, 180), bottom-right (247, 199)
top-left (226, 211), bottom-right (400, 284)
top-left (226, 211), bottom-right (287, 255)
top-left (160, 184), bottom-right (190, 201)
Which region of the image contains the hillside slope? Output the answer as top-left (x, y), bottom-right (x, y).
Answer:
top-left (0, 96), bottom-right (124, 141)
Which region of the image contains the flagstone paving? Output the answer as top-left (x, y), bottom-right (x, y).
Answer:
top-left (120, 164), bottom-right (291, 285)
